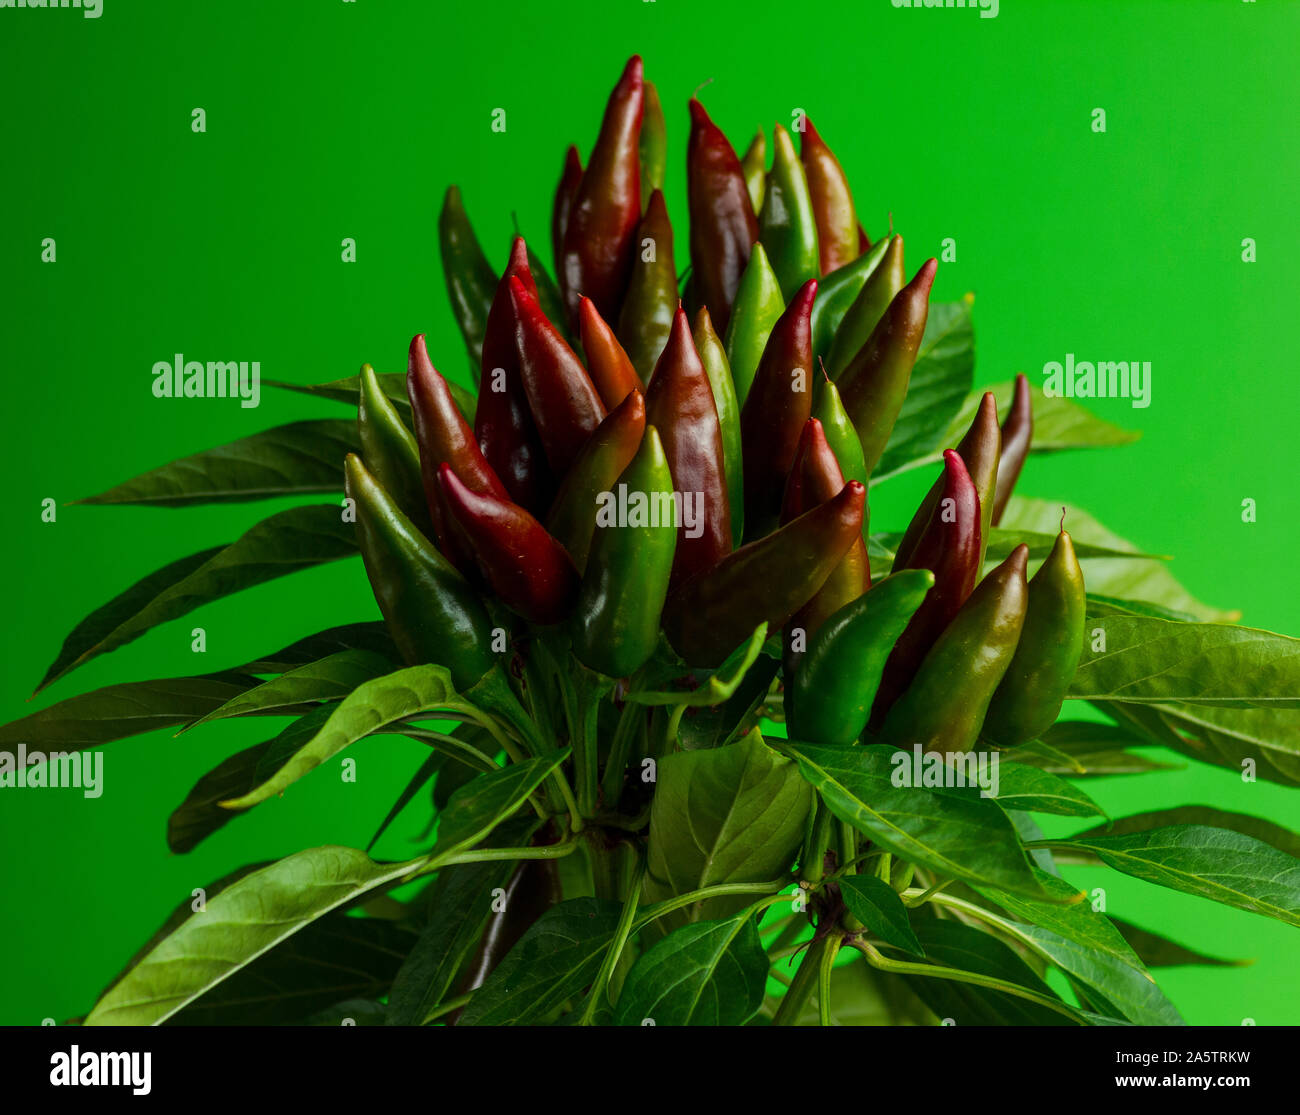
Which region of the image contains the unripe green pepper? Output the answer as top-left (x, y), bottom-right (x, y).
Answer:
top-left (639, 79), bottom-right (667, 208)
top-left (811, 372), bottom-right (869, 519)
top-left (617, 189), bottom-right (678, 382)
top-left (740, 129), bottom-right (767, 215)
top-left (693, 307), bottom-right (745, 547)
top-left (758, 124), bottom-right (820, 300)
top-left (809, 235), bottom-right (891, 373)
top-left (826, 234), bottom-right (905, 379)
top-left (357, 363), bottom-right (427, 534)
top-left (723, 242), bottom-right (784, 407)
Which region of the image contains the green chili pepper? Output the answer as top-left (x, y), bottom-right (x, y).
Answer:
top-left (983, 530), bottom-right (1085, 746)
top-left (809, 234), bottom-right (891, 373)
top-left (439, 186), bottom-right (498, 383)
top-left (639, 79), bottom-right (666, 208)
top-left (692, 307), bottom-right (745, 548)
top-left (992, 372), bottom-right (1032, 526)
top-left (616, 188), bottom-right (678, 382)
top-left (786, 569), bottom-right (934, 745)
top-left (740, 129), bottom-right (766, 215)
top-left (358, 363), bottom-right (427, 534)
top-left (800, 117), bottom-right (859, 276)
top-left (571, 425), bottom-right (677, 678)
top-left (812, 368), bottom-right (868, 507)
top-left (723, 241), bottom-right (784, 407)
top-left (344, 453), bottom-right (495, 691)
top-left (877, 544), bottom-right (1029, 754)
top-left (758, 124), bottom-right (820, 300)
top-left (826, 234), bottom-right (905, 379)
top-left (578, 296), bottom-right (643, 410)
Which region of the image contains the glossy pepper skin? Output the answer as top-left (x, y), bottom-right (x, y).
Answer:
top-left (826, 234), bottom-right (905, 379)
top-left (663, 480), bottom-right (865, 668)
top-left (438, 186), bottom-right (498, 381)
top-left (983, 530), bottom-right (1085, 745)
top-left (740, 129), bottom-right (766, 215)
top-left (616, 188), bottom-right (678, 382)
top-left (740, 278), bottom-right (817, 539)
top-left (758, 123), bottom-right (820, 300)
top-left (551, 145), bottom-right (583, 279)
top-left (894, 391), bottom-right (1001, 570)
top-left (639, 79), bottom-right (666, 208)
top-left (800, 117), bottom-right (859, 276)
top-left (475, 238), bottom-right (552, 512)
top-left (578, 296), bottom-right (643, 410)
top-left (571, 425), bottom-right (677, 678)
top-left (812, 370), bottom-right (869, 507)
top-left (992, 372), bottom-right (1033, 526)
top-left (644, 308), bottom-right (732, 587)
top-left (723, 241), bottom-right (784, 407)
top-left (560, 57), bottom-right (644, 329)
top-left (786, 569), bottom-right (934, 745)
top-left (358, 363), bottom-right (427, 533)
top-left (437, 464), bottom-right (579, 625)
top-left (839, 257), bottom-right (938, 476)
top-left (344, 454), bottom-right (494, 692)
top-left (545, 389), bottom-right (646, 574)
top-left (687, 96), bottom-right (759, 337)
top-left (508, 275), bottom-right (607, 477)
top-left (877, 544), bottom-right (1030, 754)
top-left (692, 307), bottom-right (745, 547)
top-left (809, 234), bottom-right (891, 373)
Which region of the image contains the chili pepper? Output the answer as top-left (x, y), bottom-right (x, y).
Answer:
top-left (800, 117), bottom-right (859, 277)
top-left (723, 241), bottom-right (784, 407)
top-left (545, 388), bottom-right (646, 573)
top-left (687, 95), bottom-right (759, 337)
top-left (358, 363), bottom-right (427, 534)
top-left (616, 188), bottom-right (678, 382)
top-left (438, 186), bottom-right (498, 382)
top-left (809, 234), bottom-right (890, 373)
top-left (781, 419), bottom-right (870, 675)
top-left (811, 369), bottom-right (868, 505)
top-left (508, 275), bottom-right (607, 476)
top-left (758, 123), bottom-right (820, 299)
top-left (571, 425), bottom-right (677, 678)
top-left (785, 569), bottom-right (934, 745)
top-left (560, 56), bottom-right (644, 329)
top-left (551, 145), bottom-right (582, 280)
top-left (739, 278), bottom-right (817, 539)
top-left (692, 307), bottom-right (745, 547)
top-left (408, 333), bottom-right (510, 574)
top-left (858, 225), bottom-right (871, 254)
top-left (639, 79), bottom-right (666, 209)
top-left (524, 243), bottom-right (570, 339)
top-left (838, 257), bottom-right (938, 476)
top-left (578, 296), bottom-right (643, 410)
top-left (983, 529), bottom-right (1085, 745)
top-left (475, 238), bottom-right (552, 512)
top-left (663, 479), bottom-right (865, 667)
top-left (826, 234), bottom-right (905, 378)
top-left (644, 307), bottom-right (732, 587)
top-left (877, 544), bottom-right (1029, 754)
top-left (870, 449), bottom-right (982, 725)
top-left (437, 464), bottom-right (578, 625)
top-left (344, 454), bottom-right (494, 691)
top-left (893, 391), bottom-right (1001, 571)
top-left (740, 129), bottom-right (767, 215)
top-left (992, 372), bottom-right (1033, 526)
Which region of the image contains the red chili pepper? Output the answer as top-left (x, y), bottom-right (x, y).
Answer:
top-left (551, 145), bottom-right (582, 280)
top-left (578, 296), bottom-right (643, 410)
top-left (475, 238), bottom-right (553, 513)
top-left (437, 464), bottom-right (578, 625)
top-left (508, 275), bottom-right (607, 477)
top-left (559, 56), bottom-right (644, 330)
top-left (800, 118), bottom-right (859, 276)
top-left (644, 307), bottom-right (733, 588)
top-left (739, 278), bottom-right (817, 538)
top-left (687, 96), bottom-right (759, 337)
top-left (992, 372), bottom-right (1033, 526)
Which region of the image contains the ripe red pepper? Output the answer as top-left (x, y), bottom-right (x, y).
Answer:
top-left (559, 57), bottom-right (644, 330)
top-left (437, 464), bottom-right (578, 625)
top-left (687, 96), bottom-right (759, 337)
top-left (551, 145), bottom-right (582, 279)
top-left (739, 278), bottom-right (817, 538)
top-left (800, 118), bottom-right (859, 276)
top-left (992, 372), bottom-right (1032, 525)
top-left (644, 307), bottom-right (733, 588)
top-left (578, 296), bottom-right (643, 410)
top-left (508, 275), bottom-right (607, 477)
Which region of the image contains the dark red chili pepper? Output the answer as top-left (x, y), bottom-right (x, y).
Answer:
top-left (437, 464), bottom-right (578, 625)
top-left (578, 295), bottom-right (643, 410)
top-left (644, 307), bottom-right (732, 588)
top-left (559, 56), bottom-right (644, 330)
top-left (551, 145), bottom-right (582, 278)
top-left (992, 372), bottom-right (1033, 526)
top-left (739, 278), bottom-right (817, 539)
top-left (687, 96), bottom-right (759, 337)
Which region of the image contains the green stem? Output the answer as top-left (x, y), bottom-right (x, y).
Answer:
top-left (903, 877), bottom-right (955, 908)
top-left (803, 803), bottom-right (832, 885)
top-left (580, 854), bottom-right (646, 1025)
top-left (773, 936), bottom-right (828, 1026)
top-left (840, 824), bottom-right (860, 877)
top-left (632, 879), bottom-right (790, 932)
top-left (599, 698), bottom-right (644, 806)
top-left (818, 936), bottom-right (842, 1026)
top-left (428, 840), bottom-right (581, 872)
top-left (588, 838), bottom-right (627, 903)
top-left (420, 992), bottom-right (472, 1025)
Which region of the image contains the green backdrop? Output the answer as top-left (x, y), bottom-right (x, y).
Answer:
top-left (2, 0), bottom-right (1296, 1026)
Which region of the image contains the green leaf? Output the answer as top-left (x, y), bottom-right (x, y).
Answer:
top-left (37, 504), bottom-right (359, 691)
top-left (73, 420), bottom-right (357, 507)
top-left (614, 909), bottom-right (769, 1025)
top-left (678, 656), bottom-right (780, 751)
top-left (784, 742), bottom-right (1058, 900)
top-left (1071, 614), bottom-right (1300, 709)
top-left (83, 847), bottom-right (422, 1025)
top-left (992, 762), bottom-right (1106, 817)
top-left (628, 623), bottom-right (768, 708)
top-left (1071, 807), bottom-right (1300, 858)
top-left (838, 874), bottom-right (924, 957)
top-left (643, 731), bottom-right (811, 930)
top-left (240, 623), bottom-right (397, 674)
top-left (1033, 719), bottom-right (1181, 776)
top-left (1109, 918), bottom-right (1251, 969)
top-left (266, 372), bottom-right (476, 427)
top-left (457, 899), bottom-right (623, 1026)
top-left (1048, 824), bottom-right (1300, 927)
top-left (789, 959), bottom-right (936, 1026)
top-left (1086, 593), bottom-right (1197, 622)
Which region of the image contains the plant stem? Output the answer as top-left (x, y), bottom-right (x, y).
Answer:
top-left (632, 878), bottom-right (790, 931)
top-left (431, 840), bottom-right (582, 870)
top-left (599, 698), bottom-right (643, 806)
top-left (772, 935), bottom-right (829, 1026)
top-left (803, 803), bottom-right (832, 885)
top-left (903, 877), bottom-right (955, 908)
top-left (579, 854), bottom-right (646, 1025)
top-left (818, 935), bottom-right (842, 1026)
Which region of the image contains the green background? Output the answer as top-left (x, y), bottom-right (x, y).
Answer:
top-left (2, 0), bottom-right (1296, 1025)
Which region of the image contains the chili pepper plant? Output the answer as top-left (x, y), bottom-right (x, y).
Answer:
top-left (11, 56), bottom-right (1300, 1027)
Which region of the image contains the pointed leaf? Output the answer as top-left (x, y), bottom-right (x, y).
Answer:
top-left (992, 762), bottom-right (1105, 817)
top-left (266, 372), bottom-right (475, 426)
top-left (1109, 918), bottom-right (1251, 969)
top-left (240, 623), bottom-right (396, 674)
top-left (838, 874), bottom-right (924, 957)
top-left (629, 623), bottom-right (768, 708)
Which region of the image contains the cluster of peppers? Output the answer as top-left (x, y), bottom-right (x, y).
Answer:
top-left (346, 54), bottom-right (1087, 808)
